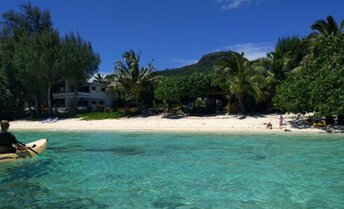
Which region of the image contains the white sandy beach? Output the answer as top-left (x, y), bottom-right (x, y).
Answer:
top-left (9, 113), bottom-right (331, 134)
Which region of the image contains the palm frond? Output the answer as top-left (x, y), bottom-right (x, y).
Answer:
top-left (213, 53), bottom-right (267, 109)
top-left (311, 16), bottom-right (341, 37)
top-left (109, 50), bottom-right (157, 108)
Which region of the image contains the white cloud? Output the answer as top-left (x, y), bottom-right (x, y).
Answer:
top-left (214, 42), bottom-right (274, 60)
top-left (170, 58), bottom-right (199, 66)
top-left (215, 0), bottom-right (251, 10)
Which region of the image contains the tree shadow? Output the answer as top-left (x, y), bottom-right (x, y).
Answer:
top-left (162, 114), bottom-right (187, 120)
top-left (233, 112), bottom-right (274, 119)
top-left (289, 119), bottom-right (344, 133)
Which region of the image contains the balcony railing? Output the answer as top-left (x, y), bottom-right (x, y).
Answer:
top-left (52, 92), bottom-right (92, 98)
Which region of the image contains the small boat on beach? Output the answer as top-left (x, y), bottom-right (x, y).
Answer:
top-left (0, 139), bottom-right (48, 163)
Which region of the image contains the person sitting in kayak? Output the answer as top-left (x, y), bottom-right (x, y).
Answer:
top-left (0, 120), bottom-right (27, 154)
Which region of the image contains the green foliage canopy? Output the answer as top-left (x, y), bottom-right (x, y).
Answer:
top-left (274, 32), bottom-right (344, 116)
top-left (0, 4), bottom-right (100, 116)
top-left (0, 74), bottom-right (14, 118)
top-left (13, 29), bottom-right (62, 113)
top-left (154, 72), bottom-right (212, 106)
top-left (0, 3), bottom-right (54, 116)
top-left (154, 76), bottom-right (183, 103)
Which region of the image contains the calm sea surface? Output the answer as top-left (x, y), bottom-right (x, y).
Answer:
top-left (0, 131), bottom-right (343, 209)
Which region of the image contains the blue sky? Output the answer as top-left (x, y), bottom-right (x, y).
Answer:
top-left (1, 0), bottom-right (343, 73)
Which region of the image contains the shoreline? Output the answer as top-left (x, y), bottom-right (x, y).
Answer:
top-left (9, 113), bottom-right (341, 135)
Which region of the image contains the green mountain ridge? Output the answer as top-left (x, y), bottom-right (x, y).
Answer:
top-left (157, 51), bottom-right (240, 76)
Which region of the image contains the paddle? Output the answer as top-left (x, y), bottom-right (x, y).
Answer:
top-left (17, 141), bottom-right (39, 155)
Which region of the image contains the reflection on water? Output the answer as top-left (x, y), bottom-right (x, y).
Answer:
top-left (86, 147), bottom-right (146, 156)
top-left (0, 132), bottom-right (344, 208)
top-left (247, 154), bottom-right (267, 161)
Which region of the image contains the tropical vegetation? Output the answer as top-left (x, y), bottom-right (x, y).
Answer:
top-left (107, 50), bottom-right (158, 111)
top-left (274, 32), bottom-right (344, 116)
top-left (0, 3), bottom-right (343, 125)
top-left (213, 53), bottom-right (269, 113)
top-left (0, 3), bottom-right (100, 118)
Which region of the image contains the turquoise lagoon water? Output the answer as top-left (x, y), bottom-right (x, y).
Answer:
top-left (0, 132), bottom-right (344, 209)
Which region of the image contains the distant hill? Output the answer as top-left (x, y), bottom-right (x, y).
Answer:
top-left (157, 51), bottom-right (240, 76)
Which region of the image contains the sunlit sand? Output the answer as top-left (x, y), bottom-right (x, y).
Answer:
top-left (11, 113), bottom-right (329, 134)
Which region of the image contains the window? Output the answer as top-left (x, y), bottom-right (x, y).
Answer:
top-left (78, 100), bottom-right (88, 106)
top-left (99, 101), bottom-right (104, 105)
top-left (101, 88), bottom-right (106, 92)
top-left (79, 85), bottom-right (90, 93)
top-left (53, 99), bottom-right (65, 107)
top-left (91, 86), bottom-right (96, 91)
top-left (91, 101), bottom-right (97, 105)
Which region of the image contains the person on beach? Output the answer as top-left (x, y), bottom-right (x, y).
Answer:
top-left (279, 115), bottom-right (284, 129)
top-left (266, 122), bottom-right (272, 129)
top-left (0, 120), bottom-right (27, 154)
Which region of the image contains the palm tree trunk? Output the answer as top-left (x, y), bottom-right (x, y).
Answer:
top-left (135, 94), bottom-right (140, 112)
top-left (123, 93), bottom-right (129, 113)
top-left (237, 93), bottom-right (246, 114)
top-left (135, 91), bottom-right (142, 112)
top-left (33, 95), bottom-right (42, 116)
top-left (33, 95), bottom-right (39, 116)
top-left (163, 100), bottom-right (168, 114)
top-left (47, 83), bottom-right (52, 114)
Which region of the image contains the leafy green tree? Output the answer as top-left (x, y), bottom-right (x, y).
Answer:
top-left (155, 72), bottom-right (213, 112)
top-left (13, 29), bottom-right (62, 113)
top-left (274, 32), bottom-right (344, 116)
top-left (60, 33), bottom-right (100, 111)
top-left (154, 76), bottom-right (184, 109)
top-left (1, 3), bottom-right (52, 37)
top-left (0, 3), bottom-right (54, 116)
top-left (13, 46), bottom-right (46, 116)
top-left (1, 3), bottom-right (100, 116)
top-left (273, 67), bottom-right (313, 113)
top-left (108, 50), bottom-right (158, 111)
top-left (213, 53), bottom-right (267, 113)
top-left (185, 72), bottom-right (212, 99)
top-left (0, 74), bottom-right (14, 118)
top-left (0, 36), bottom-right (23, 118)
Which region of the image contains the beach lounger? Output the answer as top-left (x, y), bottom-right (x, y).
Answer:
top-left (42, 117), bottom-right (59, 123)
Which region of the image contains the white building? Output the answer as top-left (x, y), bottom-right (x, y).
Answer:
top-left (52, 80), bottom-right (115, 112)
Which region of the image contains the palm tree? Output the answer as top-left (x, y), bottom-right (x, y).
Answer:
top-left (260, 36), bottom-right (306, 81)
top-left (311, 16), bottom-right (344, 37)
top-left (305, 16), bottom-right (344, 61)
top-left (213, 53), bottom-right (267, 114)
top-left (108, 50), bottom-right (158, 111)
top-left (94, 73), bottom-right (106, 83)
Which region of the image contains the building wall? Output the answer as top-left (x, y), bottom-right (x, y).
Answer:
top-left (53, 80), bottom-right (115, 112)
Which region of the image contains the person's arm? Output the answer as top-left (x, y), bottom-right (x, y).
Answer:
top-left (11, 134), bottom-right (28, 151)
top-left (14, 142), bottom-right (27, 150)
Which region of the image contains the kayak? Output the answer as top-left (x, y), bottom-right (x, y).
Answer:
top-left (0, 139), bottom-right (48, 163)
